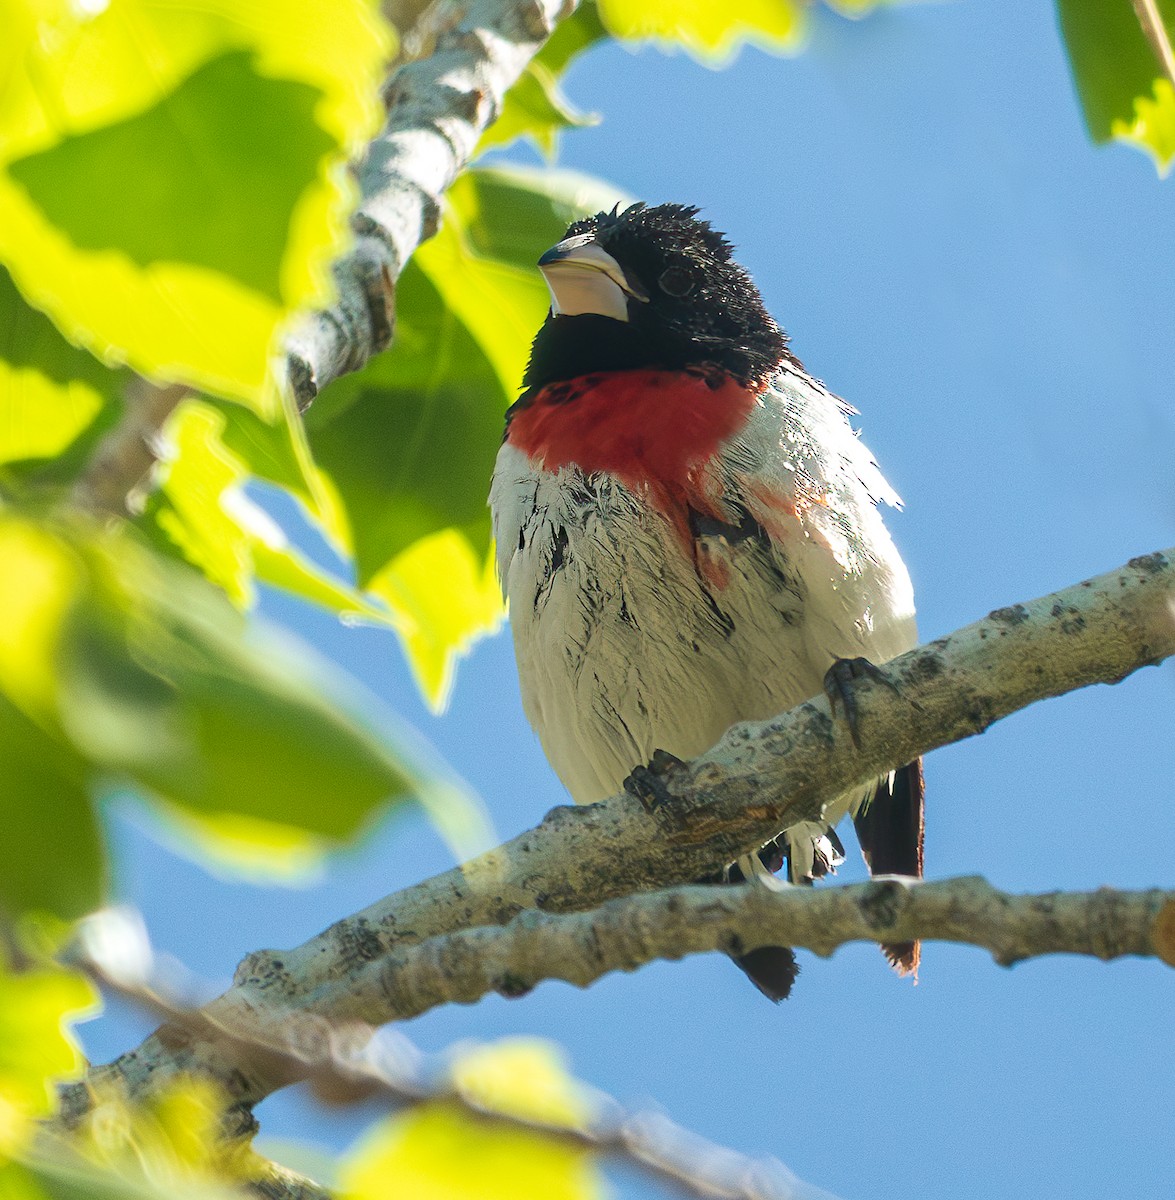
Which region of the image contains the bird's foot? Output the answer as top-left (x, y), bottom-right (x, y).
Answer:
top-left (822, 656), bottom-right (900, 748)
top-left (624, 748), bottom-right (687, 813)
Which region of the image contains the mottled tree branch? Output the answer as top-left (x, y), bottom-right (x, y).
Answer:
top-left (64, 547), bottom-right (1175, 1118)
top-left (370, 877), bottom-right (1175, 1019)
top-left (285, 0), bottom-right (576, 408)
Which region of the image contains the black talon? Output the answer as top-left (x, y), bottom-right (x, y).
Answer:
top-left (623, 748), bottom-right (687, 812)
top-left (822, 656), bottom-right (898, 748)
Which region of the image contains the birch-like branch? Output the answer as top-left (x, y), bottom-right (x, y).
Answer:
top-left (71, 0), bottom-right (574, 514)
top-left (62, 546), bottom-right (1175, 1121)
top-left (284, 0), bottom-right (575, 407)
top-left (371, 878), bottom-right (1175, 1019)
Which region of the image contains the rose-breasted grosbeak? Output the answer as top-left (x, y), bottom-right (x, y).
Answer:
top-left (490, 203), bottom-right (923, 1000)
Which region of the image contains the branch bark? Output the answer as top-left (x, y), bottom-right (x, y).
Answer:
top-left (371, 877), bottom-right (1175, 1019)
top-left (64, 546), bottom-right (1175, 1119)
top-left (70, 381), bottom-right (188, 517)
top-left (284, 0), bottom-right (575, 408)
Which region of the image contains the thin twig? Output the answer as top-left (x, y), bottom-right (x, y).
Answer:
top-left (70, 380), bottom-right (187, 517)
top-left (66, 922), bottom-right (834, 1200)
top-left (1132, 0), bottom-right (1175, 87)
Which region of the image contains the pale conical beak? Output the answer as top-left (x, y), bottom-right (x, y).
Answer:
top-left (538, 233), bottom-right (648, 321)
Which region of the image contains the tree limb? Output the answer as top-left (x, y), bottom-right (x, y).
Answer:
top-left (70, 381), bottom-right (188, 517)
top-left (66, 546), bottom-right (1175, 1114)
top-left (284, 0), bottom-right (576, 408)
top-left (371, 877), bottom-right (1175, 1019)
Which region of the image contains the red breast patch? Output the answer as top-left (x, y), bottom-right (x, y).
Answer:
top-left (505, 369), bottom-right (761, 576)
top-left (506, 369), bottom-right (758, 494)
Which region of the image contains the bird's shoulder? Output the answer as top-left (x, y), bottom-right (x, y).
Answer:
top-left (718, 364), bottom-right (903, 514)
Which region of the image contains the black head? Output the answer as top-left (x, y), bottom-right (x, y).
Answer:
top-left (522, 203), bottom-right (793, 391)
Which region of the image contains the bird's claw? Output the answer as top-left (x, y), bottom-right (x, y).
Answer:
top-left (624, 748), bottom-right (687, 812)
top-left (822, 656), bottom-right (899, 748)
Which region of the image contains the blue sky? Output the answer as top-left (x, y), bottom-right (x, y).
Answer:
top-left (86, 3), bottom-right (1175, 1198)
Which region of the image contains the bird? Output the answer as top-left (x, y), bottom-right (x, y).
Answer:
top-left (489, 202), bottom-right (923, 1000)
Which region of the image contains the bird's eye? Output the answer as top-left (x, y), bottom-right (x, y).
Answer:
top-left (659, 266), bottom-right (694, 297)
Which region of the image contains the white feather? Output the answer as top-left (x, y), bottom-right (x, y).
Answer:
top-left (489, 368), bottom-right (916, 878)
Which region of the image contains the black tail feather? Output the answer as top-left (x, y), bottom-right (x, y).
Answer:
top-left (734, 945), bottom-right (799, 1002)
top-left (853, 758), bottom-right (925, 976)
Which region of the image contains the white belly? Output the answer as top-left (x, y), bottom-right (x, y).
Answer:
top-left (495, 456), bottom-right (913, 807)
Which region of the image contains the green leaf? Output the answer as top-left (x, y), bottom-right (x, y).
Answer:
top-left (142, 398), bottom-right (401, 630)
top-left (9, 54), bottom-right (332, 307)
top-left (596, 0), bottom-right (806, 65)
top-left (1112, 77), bottom-right (1175, 175)
top-left (0, 0), bottom-right (393, 411)
top-left (0, 1146), bottom-right (248, 1200)
top-left (449, 1038), bottom-right (597, 1126)
top-left (448, 166), bottom-right (632, 271)
top-left (198, 391), bottom-right (356, 558)
top-left (305, 255), bottom-right (509, 581)
top-left (0, 1159), bottom-right (220, 1200)
top-left (480, 4), bottom-right (607, 157)
top-left (0, 524), bottom-right (163, 905)
top-left (60, 1075), bottom-right (263, 1196)
top-left (0, 697), bottom-right (104, 923)
top-left (0, 512), bottom-right (467, 880)
top-left (339, 1040), bottom-right (602, 1200)
top-left (536, 1), bottom-right (611, 78)
top-left (1056, 0), bottom-right (1175, 174)
top-left (64, 549), bottom-right (421, 848)
top-left (145, 402), bottom-right (256, 608)
top-left (211, 399), bottom-right (313, 499)
top-left (308, 164), bottom-right (628, 581)
top-left (0, 960), bottom-right (97, 1155)
top-left (0, 266), bottom-right (125, 488)
top-left (368, 528), bottom-right (504, 712)
top-left (478, 62), bottom-right (599, 159)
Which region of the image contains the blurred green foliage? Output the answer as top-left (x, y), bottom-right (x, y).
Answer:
top-left (0, 0), bottom-right (392, 411)
top-left (339, 1039), bottom-right (602, 1200)
top-left (1057, 0), bottom-right (1175, 175)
